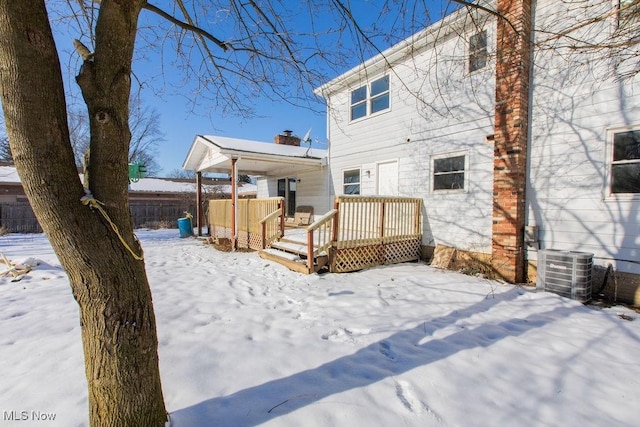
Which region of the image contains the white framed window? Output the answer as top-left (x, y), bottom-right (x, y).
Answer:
top-left (469, 30), bottom-right (488, 72)
top-left (350, 75), bottom-right (390, 121)
top-left (431, 152), bottom-right (468, 192)
top-left (607, 127), bottom-right (640, 197)
top-left (342, 168), bottom-right (361, 195)
top-left (617, 0), bottom-right (639, 29)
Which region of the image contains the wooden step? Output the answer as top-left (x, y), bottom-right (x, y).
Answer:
top-left (261, 247), bottom-right (301, 262)
top-left (270, 240), bottom-right (317, 256)
top-left (259, 248), bottom-right (311, 274)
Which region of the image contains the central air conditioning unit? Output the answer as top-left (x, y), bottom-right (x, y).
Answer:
top-left (536, 249), bottom-right (593, 302)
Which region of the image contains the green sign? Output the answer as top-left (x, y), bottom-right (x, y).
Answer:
top-left (128, 162), bottom-right (147, 183)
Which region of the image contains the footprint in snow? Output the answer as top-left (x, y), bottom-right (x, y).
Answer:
top-left (395, 380), bottom-right (445, 423)
top-left (379, 340), bottom-right (398, 361)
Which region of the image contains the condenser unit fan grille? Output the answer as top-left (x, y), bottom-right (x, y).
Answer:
top-left (536, 250), bottom-right (593, 302)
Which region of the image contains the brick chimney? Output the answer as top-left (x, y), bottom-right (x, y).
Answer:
top-left (491, 0), bottom-right (532, 283)
top-left (274, 130), bottom-right (301, 146)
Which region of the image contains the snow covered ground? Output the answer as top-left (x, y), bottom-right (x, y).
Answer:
top-left (0, 229), bottom-right (638, 426)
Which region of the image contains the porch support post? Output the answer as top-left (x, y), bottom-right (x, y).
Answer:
top-left (285, 177), bottom-right (290, 217)
top-left (307, 228), bottom-right (314, 272)
top-left (279, 198), bottom-right (285, 237)
top-left (231, 158), bottom-right (238, 250)
top-left (331, 197), bottom-right (339, 243)
top-left (196, 171), bottom-right (203, 237)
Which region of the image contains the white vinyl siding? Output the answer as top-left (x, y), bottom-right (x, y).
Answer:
top-left (528, 0), bottom-right (640, 274)
top-left (325, 9), bottom-right (496, 253)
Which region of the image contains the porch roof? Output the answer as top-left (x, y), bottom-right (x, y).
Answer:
top-left (182, 135), bottom-right (327, 177)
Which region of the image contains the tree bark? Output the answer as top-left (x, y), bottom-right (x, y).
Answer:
top-left (0, 1), bottom-right (167, 426)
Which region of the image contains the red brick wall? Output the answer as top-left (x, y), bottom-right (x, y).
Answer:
top-left (491, 0), bottom-right (532, 283)
top-left (274, 133), bottom-right (301, 146)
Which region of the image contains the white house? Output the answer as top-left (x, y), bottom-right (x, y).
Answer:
top-left (315, 0), bottom-right (497, 257)
top-left (313, 0), bottom-right (639, 302)
top-left (184, 0), bottom-right (639, 304)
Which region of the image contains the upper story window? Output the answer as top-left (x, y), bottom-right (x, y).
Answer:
top-left (617, 0), bottom-right (639, 29)
top-left (432, 153), bottom-right (467, 192)
top-left (610, 128), bottom-right (640, 194)
top-left (350, 75), bottom-right (390, 121)
top-left (469, 30), bottom-right (488, 72)
top-left (343, 168), bottom-right (361, 194)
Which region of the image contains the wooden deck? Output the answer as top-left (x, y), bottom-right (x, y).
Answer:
top-left (208, 196), bottom-right (422, 274)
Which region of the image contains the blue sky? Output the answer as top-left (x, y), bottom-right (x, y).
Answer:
top-left (51, 1), bottom-right (454, 176)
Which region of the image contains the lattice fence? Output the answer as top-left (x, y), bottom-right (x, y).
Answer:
top-left (384, 238), bottom-right (422, 265)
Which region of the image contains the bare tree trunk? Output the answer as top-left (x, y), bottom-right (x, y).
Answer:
top-left (0, 1), bottom-right (167, 425)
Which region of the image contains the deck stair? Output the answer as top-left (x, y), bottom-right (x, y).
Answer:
top-left (259, 237), bottom-right (328, 274)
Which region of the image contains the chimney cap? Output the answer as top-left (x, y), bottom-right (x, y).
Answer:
top-left (283, 129), bottom-right (293, 136)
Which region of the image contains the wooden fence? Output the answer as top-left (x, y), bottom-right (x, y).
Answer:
top-left (0, 203), bottom-right (41, 233)
top-left (130, 203), bottom-right (197, 229)
top-left (208, 197), bottom-right (284, 250)
top-left (0, 202), bottom-right (197, 233)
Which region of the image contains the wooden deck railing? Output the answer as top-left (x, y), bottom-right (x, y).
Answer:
top-left (305, 209), bottom-right (338, 271)
top-left (333, 196), bottom-right (422, 248)
top-left (328, 196), bottom-right (422, 272)
top-left (209, 195), bottom-right (422, 273)
top-left (208, 197), bottom-right (284, 249)
top-left (259, 206), bottom-right (285, 249)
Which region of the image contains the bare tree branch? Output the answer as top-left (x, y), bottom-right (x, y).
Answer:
top-left (142, 2), bottom-right (230, 52)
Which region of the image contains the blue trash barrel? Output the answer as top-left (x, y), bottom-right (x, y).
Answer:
top-left (177, 217), bottom-right (192, 238)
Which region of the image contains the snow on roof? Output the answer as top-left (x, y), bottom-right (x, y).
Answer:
top-left (199, 135), bottom-right (327, 159)
top-left (129, 177), bottom-right (256, 195)
top-left (0, 165), bottom-right (22, 183)
top-left (0, 165), bottom-right (256, 194)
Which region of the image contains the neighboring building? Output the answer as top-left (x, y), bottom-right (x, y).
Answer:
top-left (0, 164), bottom-right (256, 231)
top-left (313, 0), bottom-right (639, 302)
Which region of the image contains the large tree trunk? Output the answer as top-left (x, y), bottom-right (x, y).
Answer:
top-left (0, 1), bottom-right (167, 426)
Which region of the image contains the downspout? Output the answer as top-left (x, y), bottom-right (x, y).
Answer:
top-left (524, 0), bottom-right (538, 276)
top-left (325, 94), bottom-right (333, 212)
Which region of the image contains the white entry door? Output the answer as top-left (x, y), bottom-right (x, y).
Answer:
top-left (377, 160), bottom-right (399, 196)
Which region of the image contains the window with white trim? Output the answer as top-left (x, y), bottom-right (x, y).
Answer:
top-left (432, 153), bottom-right (467, 192)
top-left (343, 168), bottom-right (361, 195)
top-left (617, 0), bottom-right (639, 29)
top-left (350, 75), bottom-right (390, 121)
top-left (469, 30), bottom-right (488, 72)
top-left (610, 128), bottom-right (640, 194)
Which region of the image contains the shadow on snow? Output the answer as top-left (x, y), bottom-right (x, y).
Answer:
top-left (170, 287), bottom-right (574, 426)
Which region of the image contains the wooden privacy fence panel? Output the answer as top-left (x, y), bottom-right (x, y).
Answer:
top-left (331, 196), bottom-right (422, 273)
top-left (0, 203), bottom-right (41, 233)
top-left (130, 203), bottom-right (196, 229)
top-left (0, 202), bottom-right (197, 234)
top-left (209, 197), bottom-right (284, 250)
